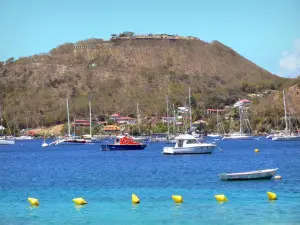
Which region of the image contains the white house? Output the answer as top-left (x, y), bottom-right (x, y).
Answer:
top-left (110, 113), bottom-right (120, 121)
top-left (117, 116), bottom-right (137, 125)
top-left (162, 116), bottom-right (175, 123)
top-left (178, 107), bottom-right (189, 114)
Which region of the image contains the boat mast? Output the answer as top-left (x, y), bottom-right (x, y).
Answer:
top-left (239, 107), bottom-right (243, 133)
top-left (283, 90), bottom-right (288, 132)
top-left (166, 96), bottom-right (170, 134)
top-left (137, 102), bottom-right (141, 134)
top-left (89, 100), bottom-right (92, 138)
top-left (216, 109), bottom-right (219, 134)
top-left (66, 98), bottom-right (71, 137)
top-left (0, 107), bottom-right (3, 136)
top-left (189, 87), bottom-right (192, 133)
top-left (173, 103), bottom-right (176, 134)
top-left (73, 115), bottom-right (76, 136)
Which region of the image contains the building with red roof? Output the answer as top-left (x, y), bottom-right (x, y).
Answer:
top-left (110, 113), bottom-right (120, 121)
top-left (117, 116), bottom-right (137, 125)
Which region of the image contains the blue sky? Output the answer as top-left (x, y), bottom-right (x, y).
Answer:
top-left (1, 0), bottom-right (300, 77)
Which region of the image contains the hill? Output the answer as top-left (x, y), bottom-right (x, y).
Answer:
top-left (0, 33), bottom-right (289, 128)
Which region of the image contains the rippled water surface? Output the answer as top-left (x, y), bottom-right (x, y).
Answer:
top-left (0, 138), bottom-right (300, 224)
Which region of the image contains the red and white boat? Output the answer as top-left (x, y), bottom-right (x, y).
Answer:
top-left (101, 136), bottom-right (147, 151)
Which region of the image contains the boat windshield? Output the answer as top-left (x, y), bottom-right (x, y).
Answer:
top-left (186, 139), bottom-right (198, 144)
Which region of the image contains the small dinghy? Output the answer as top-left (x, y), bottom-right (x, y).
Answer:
top-left (219, 168), bottom-right (278, 181)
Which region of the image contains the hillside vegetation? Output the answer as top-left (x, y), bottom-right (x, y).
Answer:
top-left (0, 34), bottom-right (291, 130)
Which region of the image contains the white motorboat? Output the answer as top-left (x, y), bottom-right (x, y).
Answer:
top-left (0, 139), bottom-right (15, 145)
top-left (222, 132), bottom-right (254, 140)
top-left (219, 168), bottom-right (278, 181)
top-left (163, 134), bottom-right (216, 154)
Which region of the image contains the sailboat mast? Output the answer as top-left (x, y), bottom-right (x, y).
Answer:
top-left (66, 98), bottom-right (71, 137)
top-left (89, 100), bottom-right (92, 138)
top-left (166, 96), bottom-right (170, 134)
top-left (189, 87), bottom-right (192, 133)
top-left (137, 102), bottom-right (141, 134)
top-left (173, 103), bottom-right (176, 134)
top-left (26, 117), bottom-right (28, 131)
top-left (283, 90), bottom-right (288, 132)
top-left (239, 107), bottom-right (243, 133)
top-left (73, 115), bottom-right (76, 136)
top-left (0, 108), bottom-right (3, 136)
top-left (216, 109), bottom-right (219, 134)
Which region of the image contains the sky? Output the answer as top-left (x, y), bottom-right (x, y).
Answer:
top-left (1, 0), bottom-right (300, 78)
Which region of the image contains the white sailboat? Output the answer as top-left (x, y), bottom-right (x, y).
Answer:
top-left (207, 109), bottom-right (224, 138)
top-left (44, 98), bottom-right (90, 147)
top-left (0, 109), bottom-right (15, 145)
top-left (222, 99), bottom-right (253, 140)
top-left (272, 90), bottom-right (300, 141)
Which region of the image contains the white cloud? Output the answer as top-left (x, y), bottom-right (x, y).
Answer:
top-left (279, 38), bottom-right (300, 78)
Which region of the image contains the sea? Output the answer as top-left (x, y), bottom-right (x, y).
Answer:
top-left (0, 138), bottom-right (300, 225)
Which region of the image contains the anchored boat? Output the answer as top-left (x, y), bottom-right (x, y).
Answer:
top-left (101, 136), bottom-right (147, 151)
top-left (163, 134), bottom-right (216, 154)
top-left (0, 138), bottom-right (15, 145)
top-left (218, 168), bottom-right (278, 181)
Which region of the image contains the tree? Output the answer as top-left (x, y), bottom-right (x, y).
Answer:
top-left (119, 31), bottom-right (135, 37)
top-left (5, 57), bottom-right (15, 64)
top-left (50, 43), bottom-right (74, 55)
top-left (107, 119), bottom-right (115, 125)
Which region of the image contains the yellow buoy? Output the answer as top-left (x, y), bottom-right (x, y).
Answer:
top-left (255, 149), bottom-right (259, 153)
top-left (172, 195), bottom-right (183, 203)
top-left (28, 197), bottom-right (39, 206)
top-left (73, 197), bottom-right (87, 205)
top-left (267, 192), bottom-right (277, 200)
top-left (274, 175), bottom-right (282, 180)
top-left (215, 194), bottom-right (228, 202)
top-left (132, 194), bottom-right (140, 204)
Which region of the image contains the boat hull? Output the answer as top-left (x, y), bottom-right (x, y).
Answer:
top-left (222, 135), bottom-right (254, 140)
top-left (163, 145), bottom-right (215, 155)
top-left (207, 134), bottom-right (222, 138)
top-left (101, 144), bottom-right (147, 151)
top-left (0, 139), bottom-right (15, 145)
top-left (219, 168), bottom-right (278, 181)
top-left (272, 136), bottom-right (300, 141)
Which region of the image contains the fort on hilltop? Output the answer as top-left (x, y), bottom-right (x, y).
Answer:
top-left (73, 33), bottom-right (199, 50)
top-left (110, 33), bottom-right (199, 41)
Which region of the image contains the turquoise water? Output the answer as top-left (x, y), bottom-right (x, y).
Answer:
top-left (0, 138), bottom-right (300, 224)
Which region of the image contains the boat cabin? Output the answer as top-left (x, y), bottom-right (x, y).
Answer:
top-left (175, 134), bottom-right (198, 147)
top-left (115, 136), bottom-right (141, 145)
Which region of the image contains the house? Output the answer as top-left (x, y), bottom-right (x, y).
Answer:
top-left (96, 121), bottom-right (107, 126)
top-left (117, 116), bottom-right (136, 125)
top-left (110, 113), bottom-right (120, 121)
top-left (73, 119), bottom-right (90, 127)
top-left (178, 107), bottom-right (189, 114)
top-left (103, 125), bottom-right (121, 132)
top-left (161, 116), bottom-right (175, 123)
top-left (233, 99), bottom-right (252, 108)
top-left (205, 109), bottom-right (225, 114)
